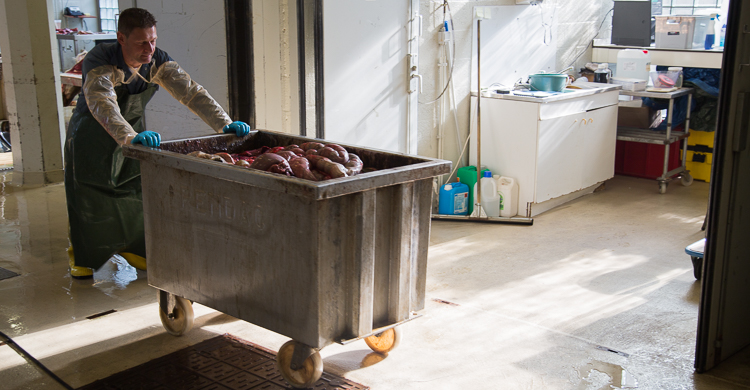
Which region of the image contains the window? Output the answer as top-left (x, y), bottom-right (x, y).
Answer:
top-left (657, 0), bottom-right (722, 16)
top-left (98, 0), bottom-right (119, 33)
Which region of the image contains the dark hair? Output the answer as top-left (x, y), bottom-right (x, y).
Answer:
top-left (117, 8), bottom-right (157, 37)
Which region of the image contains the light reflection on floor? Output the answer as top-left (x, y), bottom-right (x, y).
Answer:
top-left (1, 170), bottom-right (749, 389)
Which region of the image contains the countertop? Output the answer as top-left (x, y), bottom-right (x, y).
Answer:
top-left (592, 42), bottom-right (723, 69)
top-left (593, 43), bottom-right (724, 54)
top-left (472, 83), bottom-right (622, 104)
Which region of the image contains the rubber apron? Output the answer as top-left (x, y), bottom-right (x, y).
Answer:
top-left (64, 83), bottom-right (158, 270)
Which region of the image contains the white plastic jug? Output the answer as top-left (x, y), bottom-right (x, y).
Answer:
top-left (616, 49), bottom-right (651, 82)
top-left (474, 171), bottom-right (500, 217)
top-left (497, 176), bottom-right (519, 218)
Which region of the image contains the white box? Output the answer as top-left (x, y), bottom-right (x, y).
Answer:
top-left (655, 15), bottom-right (710, 49)
top-left (611, 77), bottom-right (647, 91)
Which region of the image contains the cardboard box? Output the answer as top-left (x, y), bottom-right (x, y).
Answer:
top-left (617, 106), bottom-right (662, 129)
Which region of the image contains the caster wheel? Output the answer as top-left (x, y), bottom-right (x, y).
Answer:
top-left (159, 293), bottom-right (194, 336)
top-left (276, 340), bottom-right (323, 388)
top-left (364, 327), bottom-right (402, 354)
top-left (659, 182), bottom-right (667, 194)
top-left (691, 256), bottom-right (703, 280)
top-left (681, 173), bottom-right (694, 186)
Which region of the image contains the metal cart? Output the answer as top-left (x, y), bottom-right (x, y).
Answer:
top-left (122, 131), bottom-right (451, 388)
top-left (616, 87), bottom-right (695, 194)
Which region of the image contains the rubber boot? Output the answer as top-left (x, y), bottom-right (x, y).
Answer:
top-left (120, 252), bottom-right (147, 271)
top-left (68, 246), bottom-right (93, 279)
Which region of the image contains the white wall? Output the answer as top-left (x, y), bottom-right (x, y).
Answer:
top-left (253, 0), bottom-right (300, 134)
top-left (0, 0), bottom-right (65, 186)
top-left (132, 0), bottom-right (230, 141)
top-left (417, 0), bottom-right (611, 171)
top-left (52, 0), bottom-right (100, 31)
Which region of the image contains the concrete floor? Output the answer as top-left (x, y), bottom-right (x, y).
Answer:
top-left (1, 169), bottom-right (749, 389)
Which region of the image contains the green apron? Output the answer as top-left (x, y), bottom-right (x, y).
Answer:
top-left (64, 83), bottom-right (158, 269)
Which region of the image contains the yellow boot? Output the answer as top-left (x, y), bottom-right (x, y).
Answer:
top-left (68, 246), bottom-right (93, 279)
top-left (120, 252), bottom-right (147, 271)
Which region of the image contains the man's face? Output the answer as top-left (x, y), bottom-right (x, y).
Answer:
top-left (118, 26), bottom-right (157, 67)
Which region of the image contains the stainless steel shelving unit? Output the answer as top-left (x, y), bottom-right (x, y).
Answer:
top-left (617, 87), bottom-right (695, 193)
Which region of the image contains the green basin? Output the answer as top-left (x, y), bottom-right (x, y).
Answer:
top-left (529, 74), bottom-right (568, 92)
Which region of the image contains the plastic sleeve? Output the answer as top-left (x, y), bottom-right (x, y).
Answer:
top-left (150, 61), bottom-right (232, 132)
top-left (82, 65), bottom-right (138, 145)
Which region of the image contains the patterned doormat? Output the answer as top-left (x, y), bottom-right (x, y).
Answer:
top-left (78, 334), bottom-right (368, 390)
top-left (0, 267), bottom-right (20, 281)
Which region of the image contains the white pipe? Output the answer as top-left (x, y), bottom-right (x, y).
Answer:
top-left (437, 40), bottom-right (445, 161)
top-left (447, 35), bottom-right (462, 161)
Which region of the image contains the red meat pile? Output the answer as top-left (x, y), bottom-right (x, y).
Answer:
top-left (186, 142), bottom-right (365, 181)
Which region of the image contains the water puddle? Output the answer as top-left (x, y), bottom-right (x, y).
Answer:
top-left (577, 361), bottom-right (638, 389)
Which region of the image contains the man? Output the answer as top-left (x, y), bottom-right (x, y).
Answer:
top-left (64, 8), bottom-right (250, 278)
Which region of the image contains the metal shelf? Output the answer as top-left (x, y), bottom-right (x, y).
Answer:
top-left (619, 87), bottom-right (694, 100)
top-left (616, 127), bottom-right (689, 145)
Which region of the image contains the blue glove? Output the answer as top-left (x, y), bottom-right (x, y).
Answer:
top-left (131, 131), bottom-right (161, 147)
top-left (223, 121), bottom-right (251, 137)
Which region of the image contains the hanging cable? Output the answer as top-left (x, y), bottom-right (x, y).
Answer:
top-left (539, 0), bottom-right (556, 46)
top-left (419, 0), bottom-right (456, 105)
top-left (565, 7), bottom-right (614, 69)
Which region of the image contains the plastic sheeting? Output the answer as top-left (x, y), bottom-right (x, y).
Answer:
top-left (83, 61), bottom-right (232, 145)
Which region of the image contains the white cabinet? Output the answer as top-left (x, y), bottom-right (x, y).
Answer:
top-left (470, 89), bottom-right (619, 216)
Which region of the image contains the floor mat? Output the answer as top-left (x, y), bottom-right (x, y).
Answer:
top-left (0, 267), bottom-right (20, 281)
top-left (78, 334), bottom-right (369, 390)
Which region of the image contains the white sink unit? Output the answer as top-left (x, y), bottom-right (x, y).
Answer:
top-left (470, 85), bottom-right (621, 217)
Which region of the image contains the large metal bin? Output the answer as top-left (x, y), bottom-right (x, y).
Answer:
top-left (122, 130), bottom-right (450, 387)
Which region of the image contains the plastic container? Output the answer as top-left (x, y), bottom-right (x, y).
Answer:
top-left (496, 176), bottom-right (519, 218)
top-left (655, 15), bottom-right (710, 49)
top-left (593, 63), bottom-right (612, 84)
top-left (650, 70), bottom-right (681, 88)
top-left (705, 15), bottom-right (716, 50)
top-left (616, 49), bottom-right (651, 82)
top-left (528, 74), bottom-right (568, 92)
top-left (720, 23), bottom-right (726, 47)
top-left (474, 171), bottom-right (500, 217)
top-left (438, 181), bottom-right (469, 215)
top-left (457, 165), bottom-right (491, 214)
top-left (667, 67), bottom-right (683, 88)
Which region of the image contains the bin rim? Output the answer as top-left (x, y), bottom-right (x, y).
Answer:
top-left (122, 129), bottom-right (452, 200)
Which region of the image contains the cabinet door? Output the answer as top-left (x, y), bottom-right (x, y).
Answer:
top-left (579, 105), bottom-right (618, 187)
top-left (470, 97), bottom-right (540, 208)
top-left (536, 113), bottom-right (583, 202)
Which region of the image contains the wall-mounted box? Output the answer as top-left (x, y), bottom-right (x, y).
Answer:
top-left (612, 0), bottom-right (651, 47)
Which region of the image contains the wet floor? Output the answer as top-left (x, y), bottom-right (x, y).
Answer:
top-left (1, 170), bottom-right (749, 389)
